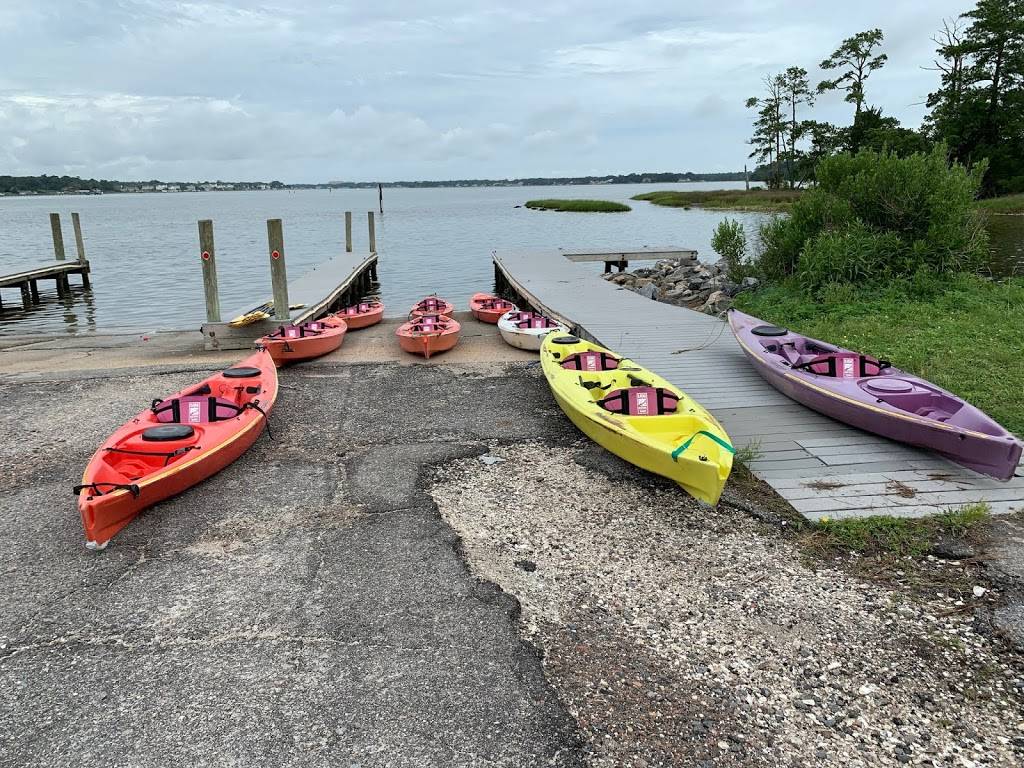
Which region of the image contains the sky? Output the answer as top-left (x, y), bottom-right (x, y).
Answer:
top-left (0, 0), bottom-right (971, 182)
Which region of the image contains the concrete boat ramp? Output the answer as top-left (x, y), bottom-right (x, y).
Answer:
top-left (493, 247), bottom-right (1024, 520)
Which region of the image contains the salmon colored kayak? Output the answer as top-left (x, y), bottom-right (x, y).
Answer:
top-left (337, 300), bottom-right (385, 329)
top-left (396, 313), bottom-right (461, 358)
top-left (259, 316), bottom-right (348, 365)
top-left (469, 292), bottom-right (518, 324)
top-left (76, 350), bottom-right (279, 549)
top-left (410, 296), bottom-right (454, 317)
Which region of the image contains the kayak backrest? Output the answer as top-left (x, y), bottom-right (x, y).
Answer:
top-left (561, 351), bottom-right (620, 372)
top-left (796, 352), bottom-right (889, 378)
top-left (153, 396), bottom-right (244, 424)
top-left (599, 387), bottom-right (679, 416)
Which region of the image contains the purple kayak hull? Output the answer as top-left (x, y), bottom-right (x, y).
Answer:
top-left (728, 309), bottom-right (1022, 481)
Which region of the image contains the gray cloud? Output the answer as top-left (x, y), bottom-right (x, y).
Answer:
top-left (0, 0), bottom-right (969, 181)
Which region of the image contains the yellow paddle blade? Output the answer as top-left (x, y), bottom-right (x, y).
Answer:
top-left (229, 310), bottom-right (271, 327)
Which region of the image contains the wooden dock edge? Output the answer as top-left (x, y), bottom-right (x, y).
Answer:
top-left (201, 253), bottom-right (378, 351)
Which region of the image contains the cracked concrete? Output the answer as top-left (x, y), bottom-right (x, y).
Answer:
top-left (0, 353), bottom-right (582, 768)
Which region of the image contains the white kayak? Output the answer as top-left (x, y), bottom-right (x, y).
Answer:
top-left (497, 310), bottom-right (570, 351)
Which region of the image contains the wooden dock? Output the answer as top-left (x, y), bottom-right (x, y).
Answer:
top-left (200, 250), bottom-right (378, 350)
top-left (493, 247), bottom-right (1024, 520)
top-left (0, 212), bottom-right (91, 312)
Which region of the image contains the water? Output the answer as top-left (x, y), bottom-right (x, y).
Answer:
top-left (987, 214), bottom-right (1024, 277)
top-left (0, 182), bottom-right (762, 336)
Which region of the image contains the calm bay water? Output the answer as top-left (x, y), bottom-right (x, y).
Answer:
top-left (0, 182), bottom-right (760, 336)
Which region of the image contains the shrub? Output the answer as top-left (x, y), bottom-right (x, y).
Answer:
top-left (754, 146), bottom-right (989, 289)
top-left (796, 223), bottom-right (904, 288)
top-left (710, 218), bottom-right (749, 281)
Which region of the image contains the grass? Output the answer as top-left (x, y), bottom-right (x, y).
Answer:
top-left (733, 272), bottom-right (1024, 436)
top-left (804, 505), bottom-right (990, 558)
top-left (976, 193), bottom-right (1024, 215)
top-left (524, 199), bottom-right (630, 213)
top-left (631, 189), bottom-right (802, 212)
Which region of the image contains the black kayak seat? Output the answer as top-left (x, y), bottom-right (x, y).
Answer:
top-left (550, 335), bottom-right (580, 345)
top-left (751, 325), bottom-right (789, 337)
top-left (223, 366), bottom-right (261, 378)
top-left (142, 425), bottom-right (196, 442)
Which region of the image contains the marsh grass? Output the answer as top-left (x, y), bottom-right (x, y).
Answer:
top-left (525, 199), bottom-right (631, 212)
top-left (632, 189), bottom-right (801, 212)
top-left (977, 193), bottom-right (1024, 215)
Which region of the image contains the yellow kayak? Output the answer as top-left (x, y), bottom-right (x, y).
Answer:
top-left (540, 334), bottom-right (734, 504)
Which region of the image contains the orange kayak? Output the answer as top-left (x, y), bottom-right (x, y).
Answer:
top-left (75, 350), bottom-right (279, 549)
top-left (259, 317), bottom-right (347, 365)
top-left (337, 300), bottom-right (385, 329)
top-left (470, 292), bottom-right (518, 324)
top-left (396, 313), bottom-right (461, 358)
top-left (410, 296), bottom-right (454, 317)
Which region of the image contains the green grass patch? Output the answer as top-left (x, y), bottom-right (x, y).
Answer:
top-left (977, 193), bottom-right (1024, 215)
top-left (631, 189), bottom-right (801, 212)
top-left (805, 504), bottom-right (989, 558)
top-left (734, 272), bottom-right (1024, 436)
top-left (524, 199), bottom-right (630, 212)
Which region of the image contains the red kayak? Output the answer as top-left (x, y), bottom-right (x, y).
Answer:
top-left (336, 300), bottom-right (385, 329)
top-left (259, 316), bottom-right (348, 365)
top-left (396, 313), bottom-right (461, 358)
top-left (410, 296), bottom-right (454, 317)
top-left (76, 350), bottom-right (279, 549)
top-left (470, 292), bottom-right (518, 324)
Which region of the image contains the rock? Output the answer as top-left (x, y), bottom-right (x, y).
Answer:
top-left (610, 274), bottom-right (632, 285)
top-left (638, 282), bottom-right (659, 300)
top-left (479, 455), bottom-right (505, 465)
top-left (666, 265), bottom-right (694, 282)
top-left (514, 559), bottom-right (537, 572)
top-left (700, 290), bottom-right (732, 317)
top-left (720, 280), bottom-right (741, 297)
top-left (973, 586), bottom-right (988, 598)
top-left (741, 276), bottom-right (760, 289)
top-left (930, 538), bottom-right (976, 560)
top-left (634, 278), bottom-right (654, 289)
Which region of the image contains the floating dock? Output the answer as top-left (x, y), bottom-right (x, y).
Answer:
top-left (494, 247), bottom-right (1024, 520)
top-left (200, 250), bottom-right (378, 351)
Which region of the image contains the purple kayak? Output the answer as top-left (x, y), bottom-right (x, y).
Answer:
top-left (728, 309), bottom-right (1022, 481)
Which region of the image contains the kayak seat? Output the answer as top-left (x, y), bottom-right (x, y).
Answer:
top-left (142, 424), bottom-right (196, 442)
top-left (599, 387), bottom-right (679, 416)
top-left (561, 351), bottom-right (620, 372)
top-left (152, 395), bottom-right (245, 425)
top-left (514, 313), bottom-right (560, 329)
top-left (792, 352), bottom-right (890, 378)
top-left (270, 324), bottom-right (322, 339)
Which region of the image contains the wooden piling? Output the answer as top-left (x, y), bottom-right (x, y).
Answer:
top-left (71, 212), bottom-right (86, 263)
top-left (198, 219), bottom-right (221, 323)
top-left (29, 280), bottom-right (39, 303)
top-left (49, 213), bottom-right (66, 261)
top-left (368, 211), bottom-right (376, 253)
top-left (378, 183), bottom-right (383, 214)
top-left (345, 211), bottom-right (353, 253)
top-left (20, 283), bottom-right (31, 309)
top-left (267, 219), bottom-right (290, 322)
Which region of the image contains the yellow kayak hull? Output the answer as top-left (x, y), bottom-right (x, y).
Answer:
top-left (540, 334), bottom-right (734, 504)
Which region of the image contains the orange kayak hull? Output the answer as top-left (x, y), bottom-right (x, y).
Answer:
top-left (410, 296), bottom-right (454, 317)
top-left (396, 314), bottom-right (461, 358)
top-left (336, 301), bottom-right (385, 329)
top-left (76, 350), bottom-right (279, 549)
top-left (470, 292), bottom-right (518, 324)
top-left (260, 318), bottom-right (347, 365)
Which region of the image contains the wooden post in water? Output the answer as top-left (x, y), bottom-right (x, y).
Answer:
top-left (744, 164), bottom-right (750, 192)
top-left (345, 211), bottom-right (353, 252)
top-left (367, 211), bottom-right (376, 253)
top-left (378, 183), bottom-right (383, 214)
top-left (49, 213), bottom-right (66, 261)
top-left (198, 219), bottom-right (221, 322)
top-left (267, 218), bottom-right (290, 321)
top-left (71, 212), bottom-right (87, 263)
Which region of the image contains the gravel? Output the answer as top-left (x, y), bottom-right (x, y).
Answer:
top-left (431, 443), bottom-right (1024, 767)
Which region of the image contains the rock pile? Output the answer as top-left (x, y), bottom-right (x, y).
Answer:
top-left (601, 253), bottom-right (759, 317)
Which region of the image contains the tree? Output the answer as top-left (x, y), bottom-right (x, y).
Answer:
top-left (777, 67), bottom-right (816, 187)
top-left (845, 107), bottom-right (931, 157)
top-left (925, 0), bottom-right (1024, 193)
top-left (818, 29), bottom-right (888, 119)
top-left (746, 76), bottom-right (785, 188)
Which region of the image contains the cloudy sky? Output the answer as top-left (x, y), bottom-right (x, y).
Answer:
top-left (0, 1), bottom-right (969, 182)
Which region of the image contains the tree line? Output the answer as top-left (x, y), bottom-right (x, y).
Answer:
top-left (746, 0), bottom-right (1024, 195)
